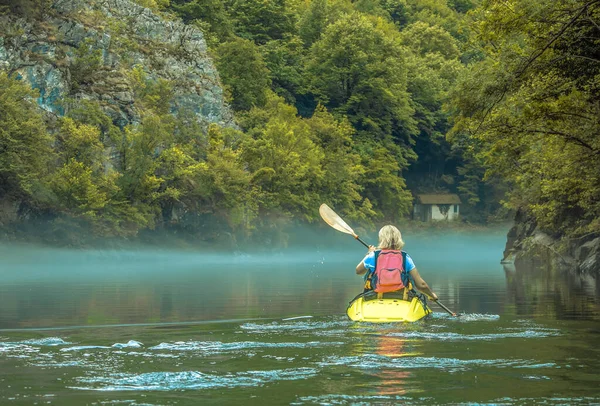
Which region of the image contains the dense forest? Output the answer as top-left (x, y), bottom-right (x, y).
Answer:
top-left (0, 0), bottom-right (597, 248)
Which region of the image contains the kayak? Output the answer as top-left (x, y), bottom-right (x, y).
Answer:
top-left (347, 292), bottom-right (432, 323)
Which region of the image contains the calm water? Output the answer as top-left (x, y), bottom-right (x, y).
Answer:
top-left (1, 229), bottom-right (599, 405)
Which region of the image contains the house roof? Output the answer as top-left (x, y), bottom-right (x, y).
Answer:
top-left (416, 194), bottom-right (461, 205)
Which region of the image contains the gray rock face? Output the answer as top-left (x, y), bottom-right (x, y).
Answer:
top-left (576, 238), bottom-right (600, 275)
top-left (0, 0), bottom-right (234, 128)
top-left (504, 210), bottom-right (600, 283)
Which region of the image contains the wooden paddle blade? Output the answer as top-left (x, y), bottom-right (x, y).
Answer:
top-left (319, 204), bottom-right (357, 236)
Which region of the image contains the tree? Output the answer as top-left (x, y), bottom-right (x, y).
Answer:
top-left (241, 94), bottom-right (325, 219)
top-left (449, 0), bottom-right (600, 236)
top-left (260, 36), bottom-right (305, 103)
top-left (297, 0), bottom-right (330, 47)
top-left (305, 13), bottom-right (416, 157)
top-left (0, 73), bottom-right (53, 200)
top-left (0, 0), bottom-right (53, 19)
top-left (400, 21), bottom-right (460, 59)
top-left (400, 23), bottom-right (465, 195)
top-left (227, 0), bottom-right (295, 45)
top-left (56, 118), bottom-right (105, 169)
top-left (196, 124), bottom-right (256, 230)
top-left (306, 104), bottom-right (372, 221)
top-left (215, 38), bottom-right (272, 111)
top-left (169, 0), bottom-right (234, 46)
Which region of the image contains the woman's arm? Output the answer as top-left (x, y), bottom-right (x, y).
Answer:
top-left (356, 260), bottom-right (367, 275)
top-left (408, 268), bottom-right (438, 300)
top-left (356, 245), bottom-right (376, 275)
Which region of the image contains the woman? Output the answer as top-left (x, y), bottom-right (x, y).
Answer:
top-left (355, 225), bottom-right (438, 300)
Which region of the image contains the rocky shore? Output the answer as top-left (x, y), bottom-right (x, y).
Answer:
top-left (503, 209), bottom-right (599, 292)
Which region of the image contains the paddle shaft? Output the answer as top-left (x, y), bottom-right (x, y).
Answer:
top-left (354, 235), bottom-right (369, 248)
top-left (434, 299), bottom-right (457, 317)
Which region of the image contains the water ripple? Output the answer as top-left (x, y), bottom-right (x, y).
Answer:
top-left (20, 337), bottom-right (72, 346)
top-left (386, 329), bottom-right (560, 341)
top-left (0, 337), bottom-right (71, 353)
top-left (112, 340), bottom-right (143, 349)
top-left (319, 355), bottom-right (557, 371)
top-left (70, 368), bottom-right (318, 391)
top-left (240, 319), bottom-right (353, 333)
top-left (292, 394), bottom-right (433, 405)
top-left (149, 340), bottom-right (343, 352)
top-left (60, 345), bottom-right (112, 352)
top-left (453, 313), bottom-right (501, 322)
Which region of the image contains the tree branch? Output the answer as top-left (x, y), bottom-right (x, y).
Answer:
top-left (472, 0), bottom-right (600, 136)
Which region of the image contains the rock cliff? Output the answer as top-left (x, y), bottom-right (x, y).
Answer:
top-left (0, 0), bottom-right (233, 128)
top-left (503, 209), bottom-right (600, 288)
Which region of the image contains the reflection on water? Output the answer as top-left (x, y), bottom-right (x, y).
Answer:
top-left (504, 258), bottom-right (600, 320)
top-left (1, 229), bottom-right (600, 405)
top-left (0, 230), bottom-right (513, 329)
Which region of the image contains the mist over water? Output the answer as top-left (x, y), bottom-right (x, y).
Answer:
top-left (1, 225), bottom-right (599, 405)
top-left (0, 226), bottom-right (509, 329)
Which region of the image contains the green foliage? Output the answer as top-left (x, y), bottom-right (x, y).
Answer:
top-left (380, 0), bottom-right (410, 27)
top-left (57, 118), bottom-right (105, 169)
top-left (50, 159), bottom-right (110, 218)
top-left (71, 38), bottom-right (104, 89)
top-left (260, 36), bottom-right (305, 103)
top-left (215, 38), bottom-right (272, 111)
top-left (305, 13), bottom-right (417, 159)
top-left (401, 21), bottom-right (466, 197)
top-left (297, 0), bottom-right (330, 46)
top-left (449, 0), bottom-right (600, 236)
top-left (447, 0), bottom-right (475, 13)
top-left (170, 0), bottom-right (234, 46)
top-left (132, 0), bottom-right (170, 12)
top-left (227, 0), bottom-right (296, 44)
top-left (0, 73), bottom-right (53, 199)
top-left (307, 104), bottom-right (369, 221)
top-left (241, 94), bottom-right (325, 219)
top-left (401, 21), bottom-right (460, 59)
top-left (1, 0), bottom-right (513, 244)
top-left (65, 100), bottom-right (124, 146)
top-left (404, 0), bottom-right (463, 39)
top-left (0, 0), bottom-right (52, 18)
top-left (130, 65), bottom-right (175, 116)
top-left (357, 141), bottom-right (413, 220)
top-left (197, 124), bottom-right (256, 229)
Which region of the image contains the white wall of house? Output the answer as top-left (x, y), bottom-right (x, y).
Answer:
top-left (431, 204), bottom-right (460, 221)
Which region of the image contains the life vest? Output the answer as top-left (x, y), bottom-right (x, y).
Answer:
top-left (368, 250), bottom-right (408, 293)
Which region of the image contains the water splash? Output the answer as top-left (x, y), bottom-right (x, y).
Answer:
top-left (240, 319), bottom-right (354, 334)
top-left (149, 340), bottom-right (343, 352)
top-left (70, 368), bottom-right (318, 391)
top-left (60, 345), bottom-right (112, 352)
top-left (453, 313), bottom-right (501, 322)
top-left (112, 340), bottom-right (143, 349)
top-left (292, 394), bottom-right (433, 405)
top-left (319, 355), bottom-right (557, 372)
top-left (20, 337), bottom-right (72, 346)
top-left (385, 329), bottom-right (560, 341)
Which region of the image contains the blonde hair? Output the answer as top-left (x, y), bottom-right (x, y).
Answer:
top-left (378, 225), bottom-right (404, 250)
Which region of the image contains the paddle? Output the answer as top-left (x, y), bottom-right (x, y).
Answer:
top-left (319, 203), bottom-right (458, 317)
top-left (319, 203), bottom-right (370, 248)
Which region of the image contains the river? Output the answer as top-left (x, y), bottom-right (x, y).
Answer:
top-left (1, 228), bottom-right (599, 405)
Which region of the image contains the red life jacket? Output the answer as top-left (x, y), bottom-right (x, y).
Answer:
top-left (372, 250), bottom-right (405, 293)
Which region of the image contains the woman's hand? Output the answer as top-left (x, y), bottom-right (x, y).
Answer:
top-left (367, 245), bottom-right (376, 253)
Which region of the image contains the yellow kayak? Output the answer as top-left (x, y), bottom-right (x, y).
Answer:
top-left (347, 293), bottom-right (432, 323)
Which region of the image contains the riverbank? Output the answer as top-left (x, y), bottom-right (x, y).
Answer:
top-left (502, 210), bottom-right (600, 293)
top-left (0, 216), bottom-right (511, 253)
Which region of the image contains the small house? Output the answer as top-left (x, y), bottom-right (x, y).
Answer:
top-left (413, 194), bottom-right (461, 221)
